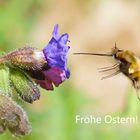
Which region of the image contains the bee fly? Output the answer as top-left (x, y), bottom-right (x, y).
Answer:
top-left (74, 43), bottom-right (140, 100)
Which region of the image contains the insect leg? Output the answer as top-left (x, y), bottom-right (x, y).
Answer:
top-left (98, 63), bottom-right (120, 73)
top-left (132, 80), bottom-right (140, 100)
top-left (101, 70), bottom-right (120, 80)
top-left (97, 63), bottom-right (120, 70)
top-left (98, 65), bottom-right (120, 72)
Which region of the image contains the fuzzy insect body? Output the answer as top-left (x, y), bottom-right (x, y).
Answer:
top-left (74, 45), bottom-right (140, 100)
top-left (113, 47), bottom-right (140, 90)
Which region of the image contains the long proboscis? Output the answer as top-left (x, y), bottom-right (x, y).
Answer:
top-left (73, 52), bottom-right (113, 57)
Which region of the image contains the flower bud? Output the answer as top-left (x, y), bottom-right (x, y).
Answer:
top-left (10, 67), bottom-right (40, 103)
top-left (0, 94), bottom-right (31, 137)
top-left (0, 47), bottom-right (47, 70)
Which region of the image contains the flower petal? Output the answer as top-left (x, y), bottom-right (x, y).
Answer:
top-left (33, 24), bottom-right (70, 90)
top-left (43, 25), bottom-right (70, 81)
top-left (34, 66), bottom-right (68, 90)
top-left (59, 33), bottom-right (69, 45)
top-left (36, 79), bottom-right (54, 90)
top-left (44, 67), bottom-right (65, 86)
top-left (52, 24), bottom-right (60, 40)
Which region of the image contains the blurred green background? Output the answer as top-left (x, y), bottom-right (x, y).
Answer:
top-left (1, 0), bottom-right (140, 140)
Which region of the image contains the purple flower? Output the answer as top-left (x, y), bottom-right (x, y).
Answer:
top-left (35, 24), bottom-right (70, 90)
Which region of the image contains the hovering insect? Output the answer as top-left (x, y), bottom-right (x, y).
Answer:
top-left (74, 43), bottom-right (140, 100)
